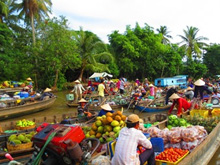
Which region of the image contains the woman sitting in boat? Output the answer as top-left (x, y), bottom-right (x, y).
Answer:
top-left (77, 98), bottom-right (92, 118)
top-left (40, 88), bottom-right (54, 100)
top-left (98, 103), bottom-right (114, 116)
top-left (168, 93), bottom-right (193, 117)
top-left (184, 86), bottom-right (194, 100)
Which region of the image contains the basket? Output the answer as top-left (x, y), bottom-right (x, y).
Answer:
top-left (190, 109), bottom-right (209, 118)
top-left (15, 124), bottom-right (36, 130)
top-left (66, 94), bottom-right (74, 101)
top-left (7, 142), bottom-right (33, 152)
top-left (156, 151), bottom-right (189, 165)
top-left (150, 137), bottom-right (164, 152)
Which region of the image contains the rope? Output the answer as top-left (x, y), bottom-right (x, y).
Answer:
top-left (33, 131), bottom-right (57, 165)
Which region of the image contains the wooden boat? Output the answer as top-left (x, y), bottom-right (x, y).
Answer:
top-left (0, 97), bottom-right (56, 121)
top-left (135, 104), bottom-right (172, 113)
top-left (88, 104), bottom-right (126, 111)
top-left (66, 101), bottom-right (79, 107)
top-left (154, 113), bottom-right (220, 165)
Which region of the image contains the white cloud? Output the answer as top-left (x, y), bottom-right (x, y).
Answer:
top-left (51, 0), bottom-right (220, 44)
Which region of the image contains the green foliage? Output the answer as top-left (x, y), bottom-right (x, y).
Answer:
top-left (203, 44), bottom-right (220, 77)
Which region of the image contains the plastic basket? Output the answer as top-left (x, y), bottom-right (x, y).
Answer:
top-left (66, 94), bottom-right (74, 101)
top-left (20, 92), bottom-right (29, 98)
top-left (107, 140), bottom-right (116, 159)
top-left (7, 142), bottom-right (33, 152)
top-left (190, 109), bottom-right (209, 118)
top-left (150, 137), bottom-right (164, 152)
top-left (155, 151), bottom-right (189, 165)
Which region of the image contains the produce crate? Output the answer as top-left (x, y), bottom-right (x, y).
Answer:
top-left (66, 94), bottom-right (74, 101)
top-left (155, 151), bottom-right (189, 165)
top-left (150, 137), bottom-right (164, 152)
top-left (15, 124), bottom-right (36, 130)
top-left (212, 108), bottom-right (220, 117)
top-left (7, 142), bottom-right (33, 152)
top-left (190, 109), bottom-right (209, 118)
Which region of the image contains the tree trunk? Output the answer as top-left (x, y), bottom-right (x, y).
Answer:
top-left (30, 14), bottom-right (36, 45)
top-left (161, 65), bottom-right (165, 77)
top-left (78, 66), bottom-right (85, 82)
top-left (52, 69), bottom-right (59, 91)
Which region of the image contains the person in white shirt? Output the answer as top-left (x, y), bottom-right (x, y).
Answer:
top-left (111, 114), bottom-right (155, 165)
top-left (212, 89), bottom-right (220, 98)
top-left (71, 80), bottom-right (85, 103)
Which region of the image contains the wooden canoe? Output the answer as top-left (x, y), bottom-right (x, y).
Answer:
top-left (88, 104), bottom-right (125, 111)
top-left (66, 101), bottom-right (79, 107)
top-left (0, 97), bottom-right (56, 121)
top-left (155, 115), bottom-right (220, 165)
top-left (135, 104), bottom-right (171, 113)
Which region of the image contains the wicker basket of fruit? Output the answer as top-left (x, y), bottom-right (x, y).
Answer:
top-left (15, 119), bottom-right (36, 130)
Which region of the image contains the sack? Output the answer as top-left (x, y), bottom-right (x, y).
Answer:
top-left (91, 155), bottom-right (111, 165)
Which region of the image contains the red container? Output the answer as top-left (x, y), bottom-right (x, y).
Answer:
top-left (33, 124), bottom-right (85, 154)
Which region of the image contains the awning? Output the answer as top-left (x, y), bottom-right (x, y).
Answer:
top-left (89, 72), bottom-right (113, 79)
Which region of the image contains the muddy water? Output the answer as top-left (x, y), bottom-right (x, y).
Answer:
top-left (2, 90), bottom-right (220, 164)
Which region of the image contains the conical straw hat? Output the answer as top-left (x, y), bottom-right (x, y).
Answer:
top-left (100, 104), bottom-right (112, 111)
top-left (26, 77), bottom-right (32, 81)
top-left (74, 80), bottom-right (80, 83)
top-left (44, 88), bottom-right (52, 92)
top-left (149, 84), bottom-right (154, 87)
top-left (78, 98), bottom-right (88, 103)
top-left (169, 93), bottom-right (180, 100)
top-left (186, 87), bottom-right (193, 91)
top-left (194, 79), bottom-right (205, 86)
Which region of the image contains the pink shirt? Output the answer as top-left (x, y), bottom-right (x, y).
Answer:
top-left (111, 127), bottom-right (152, 165)
top-left (150, 87), bottom-right (155, 96)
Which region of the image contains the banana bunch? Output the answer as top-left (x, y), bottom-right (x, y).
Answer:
top-left (8, 131), bottom-right (36, 144)
top-left (16, 119), bottom-right (35, 127)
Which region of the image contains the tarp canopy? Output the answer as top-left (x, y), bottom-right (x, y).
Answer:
top-left (89, 72), bottom-right (113, 79)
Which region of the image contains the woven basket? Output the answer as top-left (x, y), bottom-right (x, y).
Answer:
top-left (7, 142), bottom-right (33, 152)
top-left (15, 124), bottom-right (36, 130)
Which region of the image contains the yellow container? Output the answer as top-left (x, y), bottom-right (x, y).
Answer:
top-left (212, 109), bottom-right (220, 117)
top-left (190, 109), bottom-right (209, 118)
top-left (156, 151), bottom-right (189, 165)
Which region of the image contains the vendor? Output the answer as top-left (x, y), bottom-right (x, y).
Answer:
top-left (184, 87), bottom-right (194, 100)
top-left (98, 103), bottom-right (114, 116)
top-left (165, 86), bottom-right (177, 105)
top-left (191, 79), bottom-right (213, 109)
top-left (26, 77), bottom-right (33, 93)
top-left (168, 93), bottom-right (192, 116)
top-left (111, 114), bottom-right (155, 165)
top-left (77, 98), bottom-right (91, 118)
top-left (40, 88), bottom-right (54, 100)
top-left (71, 80), bottom-right (85, 103)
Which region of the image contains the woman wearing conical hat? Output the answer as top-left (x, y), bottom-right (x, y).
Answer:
top-left (98, 103), bottom-right (114, 116)
top-left (184, 87), bottom-right (194, 100)
top-left (168, 93), bottom-right (193, 116)
top-left (71, 80), bottom-right (85, 103)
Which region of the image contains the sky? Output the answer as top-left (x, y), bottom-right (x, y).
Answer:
top-left (51, 0), bottom-right (220, 44)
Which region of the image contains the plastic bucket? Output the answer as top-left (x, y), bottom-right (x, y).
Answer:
top-left (66, 94), bottom-right (74, 101)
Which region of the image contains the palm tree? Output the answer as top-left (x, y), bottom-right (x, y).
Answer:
top-left (156, 26), bottom-right (173, 44)
top-left (73, 27), bottom-right (114, 81)
top-left (0, 0), bottom-right (8, 23)
top-left (13, 0), bottom-right (52, 45)
top-left (178, 26), bottom-right (208, 59)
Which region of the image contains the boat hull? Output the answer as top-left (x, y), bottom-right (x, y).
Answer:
top-left (0, 97), bottom-right (56, 121)
top-left (135, 104), bottom-right (171, 113)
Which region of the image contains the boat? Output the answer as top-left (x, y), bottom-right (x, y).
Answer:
top-left (135, 104), bottom-right (172, 113)
top-left (154, 113), bottom-right (220, 165)
top-left (66, 101), bottom-right (79, 107)
top-left (0, 97), bottom-right (56, 121)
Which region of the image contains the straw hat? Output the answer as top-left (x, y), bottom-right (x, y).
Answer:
top-left (149, 84), bottom-right (154, 87)
top-left (100, 104), bottom-right (112, 111)
top-left (186, 87), bottom-right (193, 91)
top-left (194, 79), bottom-right (205, 86)
top-left (74, 80), bottom-right (80, 83)
top-left (78, 98), bottom-right (88, 103)
top-left (169, 93), bottom-right (180, 100)
top-left (44, 88), bottom-right (52, 92)
top-left (127, 114), bottom-right (140, 123)
top-left (139, 118), bottom-right (144, 124)
top-left (24, 86), bottom-right (29, 90)
top-left (26, 77), bottom-right (32, 81)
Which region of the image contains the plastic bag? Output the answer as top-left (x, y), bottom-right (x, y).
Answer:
top-left (194, 125), bottom-right (208, 143)
top-left (145, 126), bottom-right (160, 137)
top-left (164, 143), bottom-right (170, 149)
top-left (181, 140), bottom-right (199, 152)
top-left (168, 129), bottom-right (182, 144)
top-left (169, 142), bottom-right (181, 149)
top-left (158, 128), bottom-right (169, 144)
top-left (181, 127), bottom-right (198, 142)
top-left (91, 155), bottom-right (111, 165)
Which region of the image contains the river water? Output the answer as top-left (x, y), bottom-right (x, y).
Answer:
top-left (3, 90), bottom-right (220, 165)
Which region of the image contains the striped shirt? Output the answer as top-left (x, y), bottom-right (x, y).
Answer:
top-left (111, 127), bottom-right (152, 165)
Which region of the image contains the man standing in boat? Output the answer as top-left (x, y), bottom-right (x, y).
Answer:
top-left (71, 80), bottom-right (85, 103)
top-left (97, 79), bottom-right (110, 105)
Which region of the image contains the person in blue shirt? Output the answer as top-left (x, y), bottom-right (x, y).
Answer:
top-left (98, 103), bottom-right (114, 116)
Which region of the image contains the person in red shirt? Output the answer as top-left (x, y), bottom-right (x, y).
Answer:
top-left (168, 93), bottom-right (192, 116)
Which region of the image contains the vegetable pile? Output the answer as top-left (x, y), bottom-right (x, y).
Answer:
top-left (155, 148), bottom-right (189, 163)
top-left (168, 115), bottom-right (191, 129)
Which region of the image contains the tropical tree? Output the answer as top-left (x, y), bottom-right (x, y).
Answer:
top-left (73, 27), bottom-right (113, 81)
top-left (0, 0), bottom-right (8, 23)
top-left (178, 26), bottom-right (208, 59)
top-left (156, 26), bottom-right (172, 44)
top-left (13, 0), bottom-right (52, 45)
